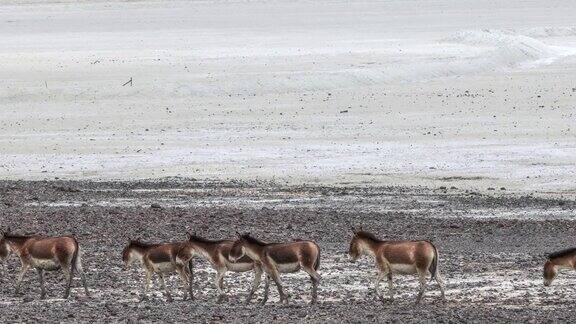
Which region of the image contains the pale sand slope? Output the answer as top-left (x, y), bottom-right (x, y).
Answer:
top-left (0, 0), bottom-right (576, 195)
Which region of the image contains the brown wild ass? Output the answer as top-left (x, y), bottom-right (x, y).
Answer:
top-left (229, 233), bottom-right (321, 305)
top-left (122, 239), bottom-right (192, 301)
top-left (543, 248), bottom-right (576, 286)
top-left (0, 229), bottom-right (89, 299)
top-left (175, 233), bottom-right (262, 302)
top-left (348, 228), bottom-right (445, 304)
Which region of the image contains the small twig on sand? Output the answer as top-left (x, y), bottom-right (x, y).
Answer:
top-left (122, 77), bottom-right (133, 87)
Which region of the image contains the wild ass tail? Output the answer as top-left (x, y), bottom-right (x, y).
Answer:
top-left (188, 259), bottom-right (194, 274)
top-left (429, 242), bottom-right (439, 281)
top-left (71, 237), bottom-right (80, 275)
top-left (314, 245), bottom-right (321, 271)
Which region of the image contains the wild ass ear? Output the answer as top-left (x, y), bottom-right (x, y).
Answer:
top-left (236, 231), bottom-right (242, 237)
top-left (186, 231), bottom-right (192, 239)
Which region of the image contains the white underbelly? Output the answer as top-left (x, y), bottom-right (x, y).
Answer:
top-left (152, 262), bottom-right (176, 273)
top-left (227, 262), bottom-right (253, 272)
top-left (31, 257), bottom-right (60, 270)
top-left (390, 263), bottom-right (417, 275)
top-left (276, 262), bottom-right (300, 273)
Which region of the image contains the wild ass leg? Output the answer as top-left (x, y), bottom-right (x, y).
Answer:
top-left (374, 271), bottom-right (387, 302)
top-left (261, 275), bottom-right (271, 305)
top-left (261, 255), bottom-right (288, 304)
top-left (37, 269), bottom-right (46, 299)
top-left (434, 271), bottom-right (446, 301)
top-left (58, 249), bottom-right (75, 299)
top-left (62, 264), bottom-right (73, 299)
top-left (219, 272), bottom-right (226, 290)
top-left (140, 270), bottom-right (152, 301)
top-left (14, 264), bottom-right (30, 295)
top-left (176, 266), bottom-right (191, 300)
top-left (267, 269), bottom-right (287, 304)
top-left (387, 273), bottom-right (394, 301)
top-left (187, 261), bottom-right (194, 300)
top-left (374, 256), bottom-right (391, 302)
top-left (76, 257), bottom-right (89, 297)
top-left (302, 266), bottom-right (321, 304)
top-left (246, 265), bottom-right (263, 304)
top-left (415, 268), bottom-right (428, 304)
top-left (158, 274), bottom-right (173, 302)
top-left (215, 268), bottom-right (227, 302)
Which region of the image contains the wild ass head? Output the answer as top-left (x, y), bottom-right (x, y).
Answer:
top-left (230, 232), bottom-right (266, 262)
top-left (348, 227), bottom-right (378, 262)
top-left (542, 248), bottom-right (576, 286)
top-left (122, 239), bottom-right (149, 269)
top-left (543, 260), bottom-right (557, 286)
top-left (229, 232), bottom-right (248, 262)
top-left (348, 227), bottom-right (364, 262)
top-left (0, 228), bottom-right (11, 261)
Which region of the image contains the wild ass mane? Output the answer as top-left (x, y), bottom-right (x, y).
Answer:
top-left (355, 231), bottom-right (383, 242)
top-left (548, 247), bottom-right (576, 259)
top-left (3, 232), bottom-right (36, 245)
top-left (241, 234), bottom-right (268, 246)
top-left (128, 240), bottom-right (158, 249)
top-left (188, 234), bottom-right (227, 244)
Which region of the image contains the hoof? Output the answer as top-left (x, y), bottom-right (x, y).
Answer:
top-left (280, 294), bottom-right (290, 304)
top-left (40, 294), bottom-right (46, 300)
top-left (139, 296), bottom-right (149, 302)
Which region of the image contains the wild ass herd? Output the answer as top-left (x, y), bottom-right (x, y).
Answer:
top-left (0, 227), bottom-right (573, 303)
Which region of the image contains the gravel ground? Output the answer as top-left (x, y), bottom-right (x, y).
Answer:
top-left (0, 178), bottom-right (576, 322)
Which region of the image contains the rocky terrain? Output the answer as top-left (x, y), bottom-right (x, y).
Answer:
top-left (0, 178), bottom-right (575, 322)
